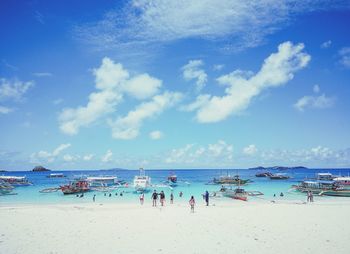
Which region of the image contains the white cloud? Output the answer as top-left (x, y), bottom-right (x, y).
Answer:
top-left (30, 143), bottom-right (71, 164)
top-left (213, 64), bottom-right (224, 71)
top-left (0, 106), bottom-right (14, 114)
top-left (185, 41), bottom-right (310, 123)
top-left (339, 47), bottom-right (350, 68)
top-left (63, 154), bottom-right (79, 162)
top-left (32, 72), bottom-right (52, 77)
top-left (320, 40), bottom-right (332, 48)
top-left (83, 154), bottom-right (94, 161)
top-left (165, 140), bottom-right (233, 166)
top-left (182, 60), bottom-right (207, 92)
top-left (101, 150), bottom-right (113, 163)
top-left (243, 144), bottom-right (257, 155)
top-left (109, 91), bottom-right (182, 139)
top-left (294, 85), bottom-right (335, 111)
top-left (0, 78), bottom-right (34, 102)
top-left (58, 57), bottom-right (165, 135)
top-left (76, 1), bottom-right (346, 52)
top-left (149, 130), bottom-right (163, 140)
top-left (259, 146), bottom-right (350, 167)
top-left (53, 144), bottom-right (71, 156)
top-left (53, 98), bottom-right (63, 105)
top-left (123, 74), bottom-right (162, 100)
top-left (313, 84), bottom-right (320, 93)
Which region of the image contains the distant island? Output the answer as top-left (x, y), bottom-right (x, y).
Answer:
top-left (32, 166), bottom-right (51, 172)
top-left (0, 169), bottom-right (7, 172)
top-left (249, 166), bottom-right (308, 170)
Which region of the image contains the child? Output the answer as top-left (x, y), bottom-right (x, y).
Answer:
top-left (139, 193), bottom-right (144, 205)
top-left (189, 196), bottom-right (195, 213)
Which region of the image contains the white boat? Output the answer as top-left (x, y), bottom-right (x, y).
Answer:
top-left (333, 177), bottom-right (350, 187)
top-left (0, 176), bottom-right (32, 186)
top-left (316, 173), bottom-right (335, 181)
top-left (47, 173), bottom-right (65, 178)
top-left (133, 168), bottom-right (151, 193)
top-left (86, 176), bottom-right (118, 187)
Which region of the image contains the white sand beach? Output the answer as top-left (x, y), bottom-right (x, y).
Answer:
top-left (1, 199), bottom-right (349, 254)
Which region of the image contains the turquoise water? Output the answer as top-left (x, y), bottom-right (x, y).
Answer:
top-left (1, 168), bottom-right (350, 204)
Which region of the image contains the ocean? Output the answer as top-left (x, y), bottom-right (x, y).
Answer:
top-left (1, 168), bottom-right (350, 204)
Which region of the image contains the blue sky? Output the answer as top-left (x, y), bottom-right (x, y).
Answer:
top-left (1, 0), bottom-right (350, 170)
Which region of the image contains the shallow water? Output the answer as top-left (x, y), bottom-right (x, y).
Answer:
top-left (1, 168), bottom-right (350, 204)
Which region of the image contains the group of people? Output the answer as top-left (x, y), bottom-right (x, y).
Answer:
top-left (141, 190), bottom-right (210, 212)
top-left (148, 190), bottom-right (172, 207)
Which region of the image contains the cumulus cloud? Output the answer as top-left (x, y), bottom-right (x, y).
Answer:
top-left (185, 41), bottom-right (310, 123)
top-left (213, 64), bottom-right (224, 71)
top-left (320, 40), bottom-right (332, 48)
top-left (149, 130), bottom-right (163, 140)
top-left (182, 60), bottom-right (207, 92)
top-left (165, 140), bottom-right (233, 166)
top-left (58, 57), bottom-right (164, 135)
top-left (63, 154), bottom-right (79, 162)
top-left (259, 146), bottom-right (350, 167)
top-left (109, 91), bottom-right (182, 139)
top-left (83, 154), bottom-right (94, 161)
top-left (101, 150), bottom-right (113, 163)
top-left (294, 85), bottom-right (335, 111)
top-left (338, 47), bottom-right (350, 68)
top-left (123, 74), bottom-right (162, 100)
top-left (75, 1), bottom-right (347, 52)
top-left (0, 78), bottom-right (34, 102)
top-left (243, 144), bottom-right (258, 155)
top-left (30, 143), bottom-right (71, 164)
top-left (0, 106), bottom-right (13, 114)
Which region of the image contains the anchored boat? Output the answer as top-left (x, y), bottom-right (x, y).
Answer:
top-left (47, 173), bottom-right (65, 178)
top-left (222, 187), bottom-right (248, 201)
top-left (269, 173), bottom-right (290, 180)
top-left (60, 179), bottom-right (90, 195)
top-left (133, 168), bottom-right (151, 193)
top-left (0, 176), bottom-right (32, 186)
top-left (213, 174), bottom-right (250, 185)
top-left (0, 179), bottom-right (15, 195)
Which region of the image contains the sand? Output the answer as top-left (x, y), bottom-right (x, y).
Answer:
top-left (0, 199), bottom-right (349, 254)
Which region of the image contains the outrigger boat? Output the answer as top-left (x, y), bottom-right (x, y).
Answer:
top-left (47, 173), bottom-right (66, 178)
top-left (167, 172), bottom-right (177, 187)
top-left (222, 187), bottom-right (249, 201)
top-left (255, 171), bottom-right (273, 177)
top-left (213, 174), bottom-right (250, 185)
top-left (0, 176), bottom-right (32, 186)
top-left (133, 168), bottom-right (151, 193)
top-left (0, 179), bottom-right (16, 195)
top-left (86, 176), bottom-right (118, 187)
top-left (291, 180), bottom-right (334, 194)
top-left (60, 179), bottom-right (89, 195)
top-left (269, 173), bottom-right (290, 180)
top-left (292, 174), bottom-right (350, 197)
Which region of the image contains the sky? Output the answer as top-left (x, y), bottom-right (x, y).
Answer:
top-left (1, 0), bottom-right (350, 170)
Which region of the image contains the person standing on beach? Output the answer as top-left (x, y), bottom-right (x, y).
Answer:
top-left (152, 190), bottom-right (158, 207)
top-left (189, 196), bottom-right (195, 213)
top-left (139, 193), bottom-right (144, 205)
top-left (310, 191), bottom-right (314, 202)
top-left (170, 192), bottom-right (174, 204)
top-left (204, 190), bottom-right (209, 206)
top-left (160, 191), bottom-right (165, 206)
top-left (307, 191), bottom-right (311, 202)
top-left (93, 194), bottom-right (96, 202)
